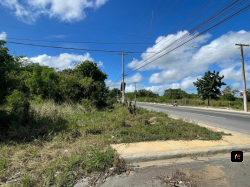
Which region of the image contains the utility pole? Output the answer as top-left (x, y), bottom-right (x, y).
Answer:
top-left (134, 82), bottom-right (138, 107)
top-left (235, 43), bottom-right (249, 112)
top-left (116, 88), bottom-right (118, 101)
top-left (117, 53), bottom-right (129, 103)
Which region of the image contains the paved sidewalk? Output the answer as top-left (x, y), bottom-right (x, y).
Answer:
top-left (111, 122), bottom-right (250, 163)
top-left (136, 102), bottom-right (250, 114)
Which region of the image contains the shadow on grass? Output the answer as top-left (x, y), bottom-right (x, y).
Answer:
top-left (0, 109), bottom-right (73, 143)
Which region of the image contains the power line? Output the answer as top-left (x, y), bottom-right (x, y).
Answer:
top-left (3, 37), bottom-right (155, 45)
top-left (107, 0), bottom-right (153, 83)
top-left (128, 2), bottom-right (250, 74)
top-left (126, 0), bottom-right (246, 75)
top-left (0, 10), bottom-right (151, 39)
top-left (111, 0), bottom-right (212, 87)
top-left (108, 0), bottom-right (179, 86)
top-left (6, 41), bottom-right (157, 53)
top-left (110, 1), bottom-right (250, 87)
top-left (0, 23), bottom-right (114, 43)
top-left (126, 0), bottom-right (221, 73)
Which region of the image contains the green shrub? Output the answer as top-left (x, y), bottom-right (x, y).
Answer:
top-left (6, 90), bottom-right (30, 124)
top-left (31, 94), bottom-right (43, 104)
top-left (106, 97), bottom-right (117, 109)
top-left (82, 145), bottom-right (115, 172)
top-left (82, 99), bottom-right (93, 112)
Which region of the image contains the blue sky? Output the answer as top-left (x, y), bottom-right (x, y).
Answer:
top-left (0, 0), bottom-right (250, 96)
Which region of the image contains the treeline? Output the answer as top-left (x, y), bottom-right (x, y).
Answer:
top-left (122, 87), bottom-right (249, 101)
top-left (0, 40), bottom-right (117, 137)
top-left (0, 40), bottom-right (113, 107)
top-left (110, 86), bottom-right (249, 102)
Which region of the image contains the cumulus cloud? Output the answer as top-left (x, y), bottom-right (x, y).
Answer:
top-left (0, 31), bottom-right (6, 40)
top-left (129, 30), bottom-right (250, 85)
top-left (0, 0), bottom-right (108, 24)
top-left (125, 73), bottom-right (142, 83)
top-left (29, 52), bottom-right (103, 70)
top-left (220, 64), bottom-right (250, 82)
top-left (180, 76), bottom-right (201, 90)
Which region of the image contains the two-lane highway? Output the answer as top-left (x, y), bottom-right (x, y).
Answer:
top-left (137, 102), bottom-right (250, 135)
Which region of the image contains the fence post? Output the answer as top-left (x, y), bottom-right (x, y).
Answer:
top-left (185, 100), bottom-right (186, 106)
top-left (229, 101), bottom-right (230, 108)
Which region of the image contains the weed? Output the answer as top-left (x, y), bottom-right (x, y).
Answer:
top-left (0, 100), bottom-right (230, 186)
top-left (82, 145), bottom-right (115, 173)
top-left (0, 159), bottom-right (10, 173)
top-left (20, 174), bottom-right (33, 187)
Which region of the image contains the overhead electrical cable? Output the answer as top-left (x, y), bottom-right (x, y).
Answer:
top-left (128, 2), bottom-right (250, 75)
top-left (109, 0), bottom-right (179, 86)
top-left (125, 0), bottom-right (226, 73)
top-left (111, 0), bottom-right (214, 87)
top-left (126, 0), bottom-right (245, 75)
top-left (107, 0), bottom-right (153, 84)
top-left (4, 37), bottom-right (155, 45)
top-left (0, 10), bottom-right (151, 39)
top-left (6, 41), bottom-right (157, 53)
top-left (110, 0), bottom-right (249, 87)
top-left (0, 23), bottom-right (125, 43)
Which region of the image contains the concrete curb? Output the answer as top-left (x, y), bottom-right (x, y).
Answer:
top-left (122, 144), bottom-right (250, 163)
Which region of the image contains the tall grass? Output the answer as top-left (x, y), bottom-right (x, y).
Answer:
top-left (0, 100), bottom-right (230, 186)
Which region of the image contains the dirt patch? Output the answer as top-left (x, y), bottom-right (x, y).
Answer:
top-left (149, 117), bottom-right (157, 122)
top-left (158, 165), bottom-right (228, 187)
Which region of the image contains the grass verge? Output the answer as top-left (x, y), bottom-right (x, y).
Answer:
top-left (0, 100), bottom-right (230, 186)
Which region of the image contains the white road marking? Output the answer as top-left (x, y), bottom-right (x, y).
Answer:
top-left (183, 112), bottom-right (226, 119)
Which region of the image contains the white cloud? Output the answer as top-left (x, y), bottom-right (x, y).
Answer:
top-left (29, 52), bottom-right (103, 70)
top-left (220, 64), bottom-right (250, 82)
top-left (0, 0), bottom-right (108, 24)
top-left (0, 31), bottom-right (6, 40)
top-left (139, 30), bottom-right (250, 84)
top-left (180, 76), bottom-right (201, 90)
top-left (95, 0), bottom-right (108, 8)
top-left (125, 73), bottom-right (142, 83)
top-left (96, 61), bottom-right (104, 67)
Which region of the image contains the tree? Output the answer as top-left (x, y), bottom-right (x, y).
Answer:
top-left (0, 40), bottom-right (15, 104)
top-left (221, 85), bottom-right (239, 101)
top-left (240, 88), bottom-right (250, 102)
top-left (163, 88), bottom-right (187, 99)
top-left (25, 65), bottom-right (60, 100)
top-left (193, 70), bottom-right (226, 106)
top-left (108, 88), bottom-right (121, 99)
top-left (74, 60), bottom-right (107, 82)
top-left (57, 60), bottom-right (109, 106)
top-left (137, 89), bottom-right (158, 97)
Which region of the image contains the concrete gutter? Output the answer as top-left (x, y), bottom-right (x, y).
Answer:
top-left (122, 144), bottom-right (250, 163)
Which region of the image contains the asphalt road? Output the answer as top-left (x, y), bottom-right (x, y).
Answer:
top-left (101, 152), bottom-right (250, 187)
top-left (136, 102), bottom-right (250, 135)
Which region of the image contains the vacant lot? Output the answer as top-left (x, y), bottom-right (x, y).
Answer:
top-left (0, 101), bottom-right (230, 187)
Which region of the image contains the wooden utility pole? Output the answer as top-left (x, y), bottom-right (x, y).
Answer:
top-left (235, 43), bottom-right (249, 112)
top-left (117, 53), bottom-right (129, 103)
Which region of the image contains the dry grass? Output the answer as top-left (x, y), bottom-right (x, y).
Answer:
top-left (0, 100), bottom-right (230, 187)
